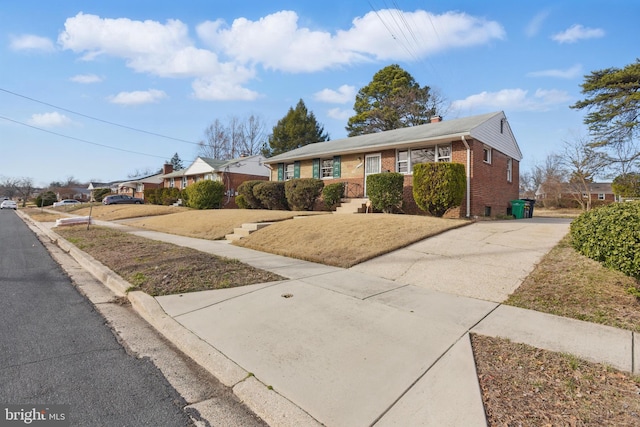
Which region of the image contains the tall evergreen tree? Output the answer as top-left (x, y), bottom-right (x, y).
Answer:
top-left (168, 152), bottom-right (184, 170)
top-left (346, 64), bottom-right (436, 137)
top-left (263, 99), bottom-right (329, 157)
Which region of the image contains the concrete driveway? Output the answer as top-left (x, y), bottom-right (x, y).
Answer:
top-left (351, 217), bottom-right (572, 302)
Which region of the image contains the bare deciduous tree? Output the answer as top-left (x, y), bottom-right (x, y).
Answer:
top-left (198, 114), bottom-right (268, 160)
top-left (561, 136), bottom-right (610, 211)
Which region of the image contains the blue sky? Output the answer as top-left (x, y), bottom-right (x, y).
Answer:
top-left (1, 0), bottom-right (637, 187)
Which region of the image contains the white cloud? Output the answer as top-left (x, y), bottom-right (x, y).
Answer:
top-left (327, 108), bottom-right (353, 120)
top-left (527, 64), bottom-right (583, 79)
top-left (452, 88), bottom-right (571, 112)
top-left (108, 89), bottom-right (167, 105)
top-left (9, 34), bottom-right (55, 52)
top-left (525, 11), bottom-right (549, 37)
top-left (28, 112), bottom-right (72, 127)
top-left (197, 9), bottom-right (505, 72)
top-left (70, 74), bottom-right (103, 84)
top-left (552, 24), bottom-right (605, 44)
top-left (314, 85), bottom-right (356, 104)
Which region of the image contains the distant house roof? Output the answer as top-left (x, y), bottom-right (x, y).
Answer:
top-left (162, 155), bottom-right (268, 178)
top-left (119, 173), bottom-right (164, 189)
top-left (264, 111), bottom-right (523, 163)
top-left (536, 182), bottom-right (614, 196)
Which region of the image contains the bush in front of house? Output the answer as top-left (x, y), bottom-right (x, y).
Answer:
top-left (36, 190), bottom-right (57, 207)
top-left (237, 180), bottom-right (265, 209)
top-left (322, 182), bottom-right (345, 211)
top-left (413, 163), bottom-right (466, 217)
top-left (235, 194), bottom-right (249, 209)
top-left (570, 202), bottom-right (640, 280)
top-left (144, 188), bottom-right (159, 205)
top-left (93, 188), bottom-right (112, 202)
top-left (160, 187), bottom-right (181, 205)
top-left (284, 178), bottom-right (324, 211)
top-left (366, 172), bottom-right (404, 213)
top-left (182, 180), bottom-right (225, 209)
top-left (253, 181), bottom-right (289, 210)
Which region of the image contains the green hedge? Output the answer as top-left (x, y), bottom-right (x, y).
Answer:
top-left (570, 202), bottom-right (640, 280)
top-left (182, 180), bottom-right (225, 209)
top-left (254, 181), bottom-right (289, 210)
top-left (412, 163), bottom-right (466, 217)
top-left (285, 178), bottom-right (324, 211)
top-left (237, 180), bottom-right (265, 209)
top-left (322, 182), bottom-right (345, 211)
top-left (366, 173), bottom-right (404, 213)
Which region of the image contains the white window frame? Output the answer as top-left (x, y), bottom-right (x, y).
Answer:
top-left (397, 144), bottom-right (452, 174)
top-left (320, 159), bottom-right (333, 178)
top-left (136, 183), bottom-right (144, 192)
top-left (397, 150), bottom-right (409, 174)
top-left (285, 163), bottom-right (295, 180)
top-left (507, 158), bottom-right (513, 182)
top-left (182, 177), bottom-right (188, 188)
top-left (169, 178), bottom-right (175, 188)
top-left (598, 193), bottom-right (605, 200)
top-left (483, 146), bottom-right (492, 164)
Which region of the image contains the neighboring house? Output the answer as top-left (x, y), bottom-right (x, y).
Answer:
top-left (54, 186), bottom-right (91, 201)
top-left (118, 172), bottom-right (164, 200)
top-left (88, 181), bottom-right (119, 201)
top-left (161, 155), bottom-right (270, 207)
top-left (535, 182), bottom-right (615, 207)
top-left (264, 111), bottom-right (522, 218)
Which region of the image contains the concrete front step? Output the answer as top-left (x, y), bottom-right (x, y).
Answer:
top-left (225, 222), bottom-right (274, 241)
top-left (334, 198), bottom-right (370, 214)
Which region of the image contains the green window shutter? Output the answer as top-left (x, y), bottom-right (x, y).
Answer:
top-left (294, 161), bottom-right (301, 178)
top-left (312, 159), bottom-right (320, 178)
top-left (277, 163), bottom-right (284, 181)
top-left (333, 156), bottom-right (341, 178)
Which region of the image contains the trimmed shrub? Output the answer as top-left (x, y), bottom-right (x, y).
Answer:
top-left (322, 182), bottom-right (345, 211)
top-left (570, 202), bottom-right (640, 280)
top-left (144, 188), bottom-right (159, 205)
top-left (160, 187), bottom-right (181, 205)
top-left (254, 181), bottom-right (289, 210)
top-left (235, 194), bottom-right (249, 209)
top-left (93, 188), bottom-right (112, 202)
top-left (366, 172), bottom-right (404, 213)
top-left (182, 180), bottom-right (225, 209)
top-left (413, 163), bottom-right (466, 217)
top-left (237, 180), bottom-right (265, 209)
top-left (285, 178), bottom-right (324, 211)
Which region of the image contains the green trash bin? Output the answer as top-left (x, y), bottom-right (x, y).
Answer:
top-left (510, 199), bottom-right (525, 219)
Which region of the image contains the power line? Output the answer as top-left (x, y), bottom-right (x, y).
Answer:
top-left (0, 114), bottom-right (169, 160)
top-left (0, 87), bottom-right (200, 146)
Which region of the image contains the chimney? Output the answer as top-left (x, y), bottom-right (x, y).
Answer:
top-left (163, 163), bottom-right (173, 174)
top-left (430, 115), bottom-right (442, 123)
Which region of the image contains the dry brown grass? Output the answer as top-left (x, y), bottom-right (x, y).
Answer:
top-left (124, 209), bottom-right (328, 240)
top-left (506, 235), bottom-right (640, 332)
top-left (72, 204), bottom-right (190, 221)
top-left (235, 213), bottom-right (469, 268)
top-left (55, 226), bottom-right (283, 296)
top-left (534, 207), bottom-right (583, 218)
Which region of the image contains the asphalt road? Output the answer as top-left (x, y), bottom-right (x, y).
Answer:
top-left (0, 209), bottom-right (266, 426)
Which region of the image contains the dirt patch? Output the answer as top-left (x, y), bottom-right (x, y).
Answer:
top-left (472, 334), bottom-right (640, 426)
top-left (55, 226), bottom-right (283, 296)
top-left (235, 213), bottom-right (469, 268)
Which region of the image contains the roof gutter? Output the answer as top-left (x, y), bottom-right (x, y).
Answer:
top-left (461, 135), bottom-right (471, 218)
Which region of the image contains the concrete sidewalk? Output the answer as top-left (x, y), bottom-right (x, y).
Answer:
top-left (26, 213), bottom-right (640, 426)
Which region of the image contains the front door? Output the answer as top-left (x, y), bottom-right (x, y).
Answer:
top-left (364, 154), bottom-right (381, 196)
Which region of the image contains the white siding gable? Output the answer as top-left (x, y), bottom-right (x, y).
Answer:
top-left (470, 112), bottom-right (522, 160)
top-left (185, 158), bottom-right (216, 175)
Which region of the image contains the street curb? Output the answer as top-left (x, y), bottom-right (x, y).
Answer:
top-left (18, 211), bottom-right (322, 427)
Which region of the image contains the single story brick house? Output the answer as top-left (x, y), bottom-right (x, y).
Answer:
top-left (535, 182), bottom-right (615, 207)
top-left (118, 173), bottom-right (164, 199)
top-left (264, 111), bottom-right (522, 218)
top-left (161, 155), bottom-right (270, 207)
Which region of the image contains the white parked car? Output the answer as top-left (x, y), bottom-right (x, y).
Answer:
top-left (0, 200), bottom-right (17, 210)
top-left (53, 199), bottom-right (81, 207)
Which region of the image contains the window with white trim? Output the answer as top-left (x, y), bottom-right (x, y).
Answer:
top-left (321, 159), bottom-right (333, 178)
top-left (397, 150), bottom-right (409, 173)
top-left (507, 158), bottom-right (513, 182)
top-left (598, 193), bottom-right (605, 200)
top-left (182, 177), bottom-right (187, 188)
top-left (437, 145), bottom-right (451, 162)
top-left (136, 183), bottom-right (144, 192)
top-left (483, 146), bottom-right (492, 164)
top-left (170, 178), bottom-right (175, 188)
top-left (285, 163), bottom-right (295, 180)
